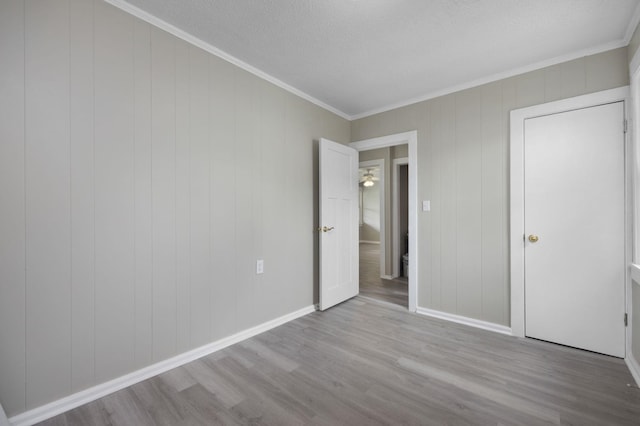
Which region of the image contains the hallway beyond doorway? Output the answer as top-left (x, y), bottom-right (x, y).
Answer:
top-left (359, 242), bottom-right (407, 308)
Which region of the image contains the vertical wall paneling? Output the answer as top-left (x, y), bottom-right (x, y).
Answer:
top-left (480, 83), bottom-right (505, 325)
top-left (188, 46), bottom-right (212, 347)
top-left (425, 100), bottom-right (442, 309)
top-left (175, 40), bottom-right (191, 352)
top-left (543, 65), bottom-right (563, 103)
top-left (500, 78), bottom-right (517, 322)
top-left (0, 0), bottom-right (26, 416)
top-left (24, 0), bottom-right (72, 408)
top-left (251, 80), bottom-right (266, 323)
top-left (455, 89), bottom-right (483, 319)
top-left (93, 1), bottom-right (136, 382)
top-left (560, 58), bottom-right (586, 99)
top-left (209, 56), bottom-right (238, 340)
top-left (439, 96), bottom-right (458, 313)
top-left (412, 105), bottom-right (429, 298)
top-left (258, 83), bottom-right (287, 322)
top-left (0, 0), bottom-right (352, 415)
top-left (69, 0), bottom-right (95, 392)
top-left (133, 19), bottom-right (153, 369)
top-left (586, 48), bottom-right (629, 92)
top-left (284, 96), bottom-right (312, 311)
top-left (234, 70), bottom-right (258, 331)
top-left (151, 27), bottom-right (178, 361)
top-left (516, 69), bottom-right (545, 107)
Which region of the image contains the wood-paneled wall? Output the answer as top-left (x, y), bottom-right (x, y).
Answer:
top-left (351, 47), bottom-right (630, 326)
top-left (0, 0), bottom-right (349, 416)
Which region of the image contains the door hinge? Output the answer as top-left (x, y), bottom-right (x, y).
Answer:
top-left (624, 119), bottom-right (628, 134)
top-left (624, 313), bottom-right (628, 326)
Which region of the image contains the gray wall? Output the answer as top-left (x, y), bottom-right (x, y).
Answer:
top-left (360, 184), bottom-right (381, 242)
top-left (352, 47), bottom-right (629, 326)
top-left (0, 0), bottom-right (349, 417)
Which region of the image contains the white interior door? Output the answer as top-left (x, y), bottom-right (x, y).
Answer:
top-left (524, 101), bottom-right (625, 357)
top-left (319, 138), bottom-right (359, 310)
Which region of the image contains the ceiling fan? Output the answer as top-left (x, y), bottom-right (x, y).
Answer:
top-left (359, 169), bottom-right (379, 187)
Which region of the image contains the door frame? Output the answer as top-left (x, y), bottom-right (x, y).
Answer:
top-left (392, 157), bottom-right (409, 278)
top-left (509, 86), bottom-right (631, 340)
top-left (350, 131), bottom-right (418, 312)
top-left (359, 159), bottom-right (386, 278)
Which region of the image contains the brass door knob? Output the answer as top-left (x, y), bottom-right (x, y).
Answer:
top-left (317, 226), bottom-right (335, 233)
top-left (528, 234), bottom-right (539, 243)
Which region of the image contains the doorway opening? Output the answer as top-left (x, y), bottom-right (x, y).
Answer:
top-left (357, 153), bottom-right (408, 308)
top-left (350, 131), bottom-right (418, 312)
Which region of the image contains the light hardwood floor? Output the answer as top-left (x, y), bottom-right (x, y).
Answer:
top-left (38, 297), bottom-right (640, 425)
top-left (359, 242), bottom-right (408, 308)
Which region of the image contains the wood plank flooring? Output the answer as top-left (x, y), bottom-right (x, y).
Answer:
top-left (359, 242), bottom-right (408, 308)
top-left (38, 298), bottom-right (640, 425)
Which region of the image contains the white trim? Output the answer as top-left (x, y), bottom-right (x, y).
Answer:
top-left (631, 264), bottom-right (640, 283)
top-left (103, 0), bottom-right (350, 121)
top-left (358, 240), bottom-right (380, 245)
top-left (629, 67), bottom-right (640, 365)
top-left (392, 157), bottom-right (409, 278)
top-left (624, 2), bottom-right (640, 45)
top-left (351, 41), bottom-right (627, 120)
top-left (631, 48), bottom-right (640, 80)
top-left (8, 305), bottom-right (315, 426)
top-left (627, 353), bottom-right (640, 387)
top-left (632, 69), bottom-right (640, 265)
top-left (350, 131), bottom-right (418, 312)
top-left (631, 266), bottom-right (640, 368)
top-left (380, 274), bottom-right (395, 280)
top-left (509, 87), bottom-right (631, 339)
top-left (416, 307), bottom-right (512, 336)
top-left (359, 159), bottom-right (386, 278)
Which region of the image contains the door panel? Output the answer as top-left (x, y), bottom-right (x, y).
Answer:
top-left (319, 138), bottom-right (359, 310)
top-left (524, 102), bottom-right (625, 357)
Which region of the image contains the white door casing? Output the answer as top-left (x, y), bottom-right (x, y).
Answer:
top-left (510, 87), bottom-right (630, 357)
top-left (392, 157), bottom-right (409, 278)
top-left (350, 131), bottom-right (418, 312)
top-left (524, 102), bottom-right (625, 357)
top-left (319, 138), bottom-right (359, 311)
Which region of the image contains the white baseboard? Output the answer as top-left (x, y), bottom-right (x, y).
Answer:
top-left (626, 352), bottom-right (640, 388)
top-left (359, 240), bottom-right (380, 244)
top-left (381, 274), bottom-right (396, 280)
top-left (8, 305), bottom-right (316, 426)
top-left (416, 307), bottom-right (512, 336)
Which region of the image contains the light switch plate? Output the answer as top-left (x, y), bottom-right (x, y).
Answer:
top-left (256, 259), bottom-right (264, 274)
top-left (422, 200), bottom-right (431, 212)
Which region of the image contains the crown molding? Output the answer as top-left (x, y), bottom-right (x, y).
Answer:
top-left (103, 0), bottom-right (351, 121)
top-left (624, 2), bottom-right (640, 45)
top-left (350, 39), bottom-right (627, 120)
top-left (104, 0), bottom-right (634, 123)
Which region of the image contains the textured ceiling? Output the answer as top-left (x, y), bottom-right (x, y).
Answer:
top-left (110, 0), bottom-right (640, 119)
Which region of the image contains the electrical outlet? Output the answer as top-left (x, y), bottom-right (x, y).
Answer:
top-left (256, 259), bottom-right (264, 274)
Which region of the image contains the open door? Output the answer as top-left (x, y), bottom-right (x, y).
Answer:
top-left (319, 138), bottom-right (359, 310)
